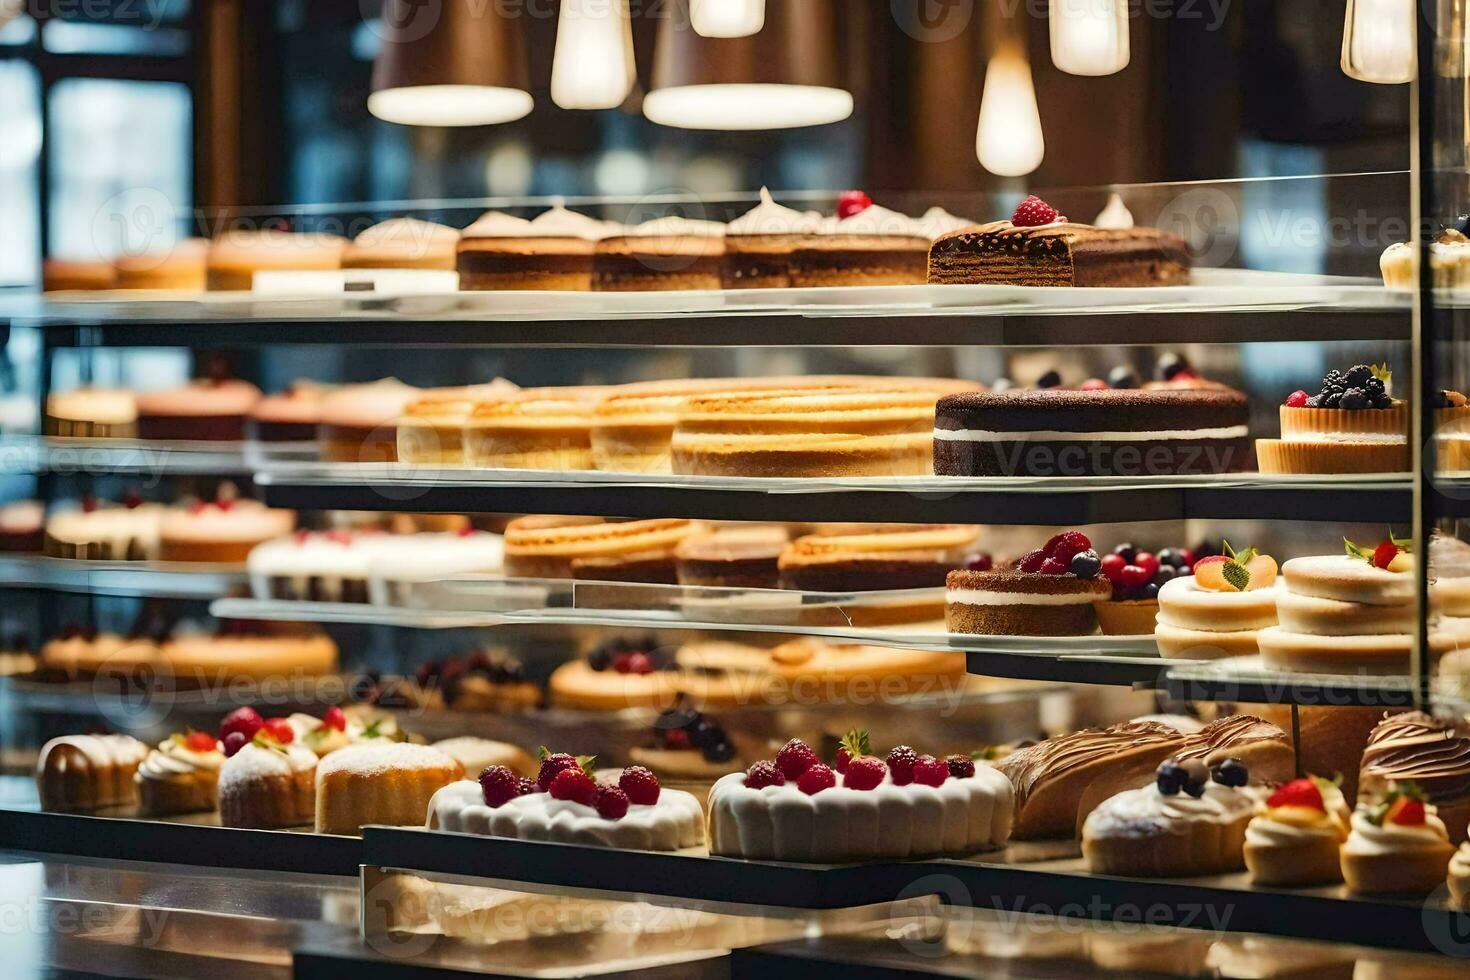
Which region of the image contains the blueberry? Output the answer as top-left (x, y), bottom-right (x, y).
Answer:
top-left (1113, 543), bottom-right (1137, 563)
top-left (1340, 387), bottom-right (1368, 410)
top-left (1344, 365), bottom-right (1375, 387)
top-left (1180, 760), bottom-right (1210, 797)
top-left (1153, 567), bottom-right (1176, 586)
top-left (1452, 214), bottom-right (1470, 236)
top-left (1069, 550), bottom-right (1102, 579)
top-left (690, 718), bottom-right (724, 749)
top-left (1156, 762), bottom-right (1187, 796)
top-left (1176, 563), bottom-right (1192, 576)
top-left (1036, 370), bottom-right (1063, 389)
top-left (1107, 365), bottom-right (1140, 390)
top-left (588, 648), bottom-right (612, 672)
top-left (1212, 758), bottom-right (1249, 787)
top-left (1139, 582), bottom-right (1161, 600)
top-left (704, 740), bottom-right (737, 763)
top-left (1156, 352), bottom-right (1190, 381)
top-left (1157, 548), bottom-right (1179, 568)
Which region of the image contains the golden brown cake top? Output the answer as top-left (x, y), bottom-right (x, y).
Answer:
top-left (781, 524), bottom-right (979, 568)
top-left (505, 516), bottom-right (699, 558)
top-left (1168, 715), bottom-right (1289, 766)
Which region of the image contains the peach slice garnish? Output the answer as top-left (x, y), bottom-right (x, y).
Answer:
top-left (1193, 556), bottom-right (1235, 592)
top-left (1243, 554), bottom-right (1277, 590)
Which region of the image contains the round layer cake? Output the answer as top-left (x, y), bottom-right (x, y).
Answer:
top-left (318, 378), bottom-right (422, 463)
top-left (946, 568), bottom-right (1112, 636)
top-left (428, 778), bottom-right (705, 850)
top-left (1154, 575), bottom-right (1281, 660)
top-left (158, 632), bottom-right (339, 684)
top-left (250, 385), bottom-right (326, 443)
top-left (457, 207), bottom-right (613, 291)
top-left (44, 388), bottom-right (138, 439)
top-left (502, 516), bottom-right (700, 580)
top-left (135, 379), bottom-right (261, 441)
top-left (707, 765), bottom-right (1013, 862)
top-left (343, 218), bottom-right (459, 271)
top-left (592, 217), bottom-right (726, 292)
top-left (932, 388), bottom-right (1250, 477)
top-left (159, 499), bottom-right (295, 564)
top-left (463, 387), bottom-right (608, 470)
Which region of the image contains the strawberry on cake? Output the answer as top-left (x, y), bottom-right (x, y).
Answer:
top-left (428, 752), bottom-right (704, 851)
top-left (707, 730), bottom-right (1013, 863)
top-left (946, 531), bottom-right (1112, 636)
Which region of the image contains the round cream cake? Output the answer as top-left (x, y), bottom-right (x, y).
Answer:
top-left (1154, 575), bottom-right (1280, 660)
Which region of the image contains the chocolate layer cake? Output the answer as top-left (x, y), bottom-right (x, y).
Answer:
top-left (928, 221), bottom-right (1190, 287)
top-left (675, 528), bottom-right (788, 589)
top-left (946, 568), bottom-right (1111, 636)
top-left (933, 388), bottom-right (1250, 478)
top-left (778, 525), bottom-right (978, 592)
top-left (594, 217), bottom-right (726, 291)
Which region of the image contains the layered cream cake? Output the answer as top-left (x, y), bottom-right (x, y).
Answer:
top-left (1154, 547), bottom-right (1281, 659)
top-left (789, 204), bottom-right (930, 287)
top-left (136, 379), bottom-right (262, 441)
top-left (344, 218), bottom-right (460, 271)
top-left (721, 188), bottom-right (824, 289)
top-left (593, 216), bottom-right (726, 291)
top-left (502, 516), bottom-right (700, 581)
top-left (457, 206), bottom-right (613, 290)
top-left (463, 387), bottom-right (608, 470)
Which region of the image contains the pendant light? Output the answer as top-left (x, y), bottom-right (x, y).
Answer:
top-left (976, 37), bottom-right (1044, 177)
top-left (644, 0), bottom-right (853, 130)
top-left (369, 0), bottom-right (533, 126)
top-left (691, 0), bottom-right (765, 38)
top-left (1049, 0), bottom-right (1129, 76)
top-left (1341, 0), bottom-right (1414, 83)
top-left (551, 0), bottom-right (637, 110)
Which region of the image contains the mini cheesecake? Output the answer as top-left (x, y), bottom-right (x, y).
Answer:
top-left (457, 206), bottom-right (613, 291)
top-left (933, 387), bottom-right (1250, 478)
top-left (946, 568), bottom-right (1111, 636)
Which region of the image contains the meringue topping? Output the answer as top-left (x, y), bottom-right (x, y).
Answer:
top-left (1092, 193), bottom-right (1135, 230)
top-left (727, 187), bottom-right (824, 237)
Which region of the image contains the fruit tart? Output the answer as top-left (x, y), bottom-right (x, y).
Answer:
top-left (1154, 540), bottom-right (1280, 660)
top-left (1341, 783), bottom-right (1456, 896)
top-left (1094, 542), bottom-right (1198, 636)
top-left (628, 701), bottom-right (741, 781)
top-left (1243, 776), bottom-right (1351, 886)
top-left (946, 531), bottom-right (1111, 636)
top-left (1081, 758), bottom-right (1260, 877)
top-left (136, 731), bottom-right (225, 817)
top-left (707, 730), bottom-right (1013, 862)
top-left (1257, 364), bottom-right (1408, 474)
top-left (429, 752), bottom-right (704, 851)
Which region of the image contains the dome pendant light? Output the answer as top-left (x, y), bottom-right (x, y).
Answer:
top-left (552, 0), bottom-right (637, 110)
top-left (976, 41), bottom-right (1045, 177)
top-left (691, 0), bottom-right (765, 38)
top-left (369, 0), bottom-right (534, 126)
top-left (1341, 0), bottom-right (1414, 83)
top-left (1049, 0), bottom-right (1129, 76)
top-left (644, 0), bottom-right (853, 130)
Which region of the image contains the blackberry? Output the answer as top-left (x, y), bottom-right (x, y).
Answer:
top-left (1305, 395), bottom-right (1322, 408)
top-left (1340, 387), bottom-right (1368, 410)
top-left (703, 740), bottom-right (736, 763)
top-left (1156, 352), bottom-right (1191, 381)
top-left (1320, 369), bottom-right (1347, 393)
top-left (1107, 365), bottom-right (1140, 390)
top-left (1036, 369), bottom-right (1062, 389)
top-left (1343, 364), bottom-right (1376, 387)
top-left (1372, 390), bottom-right (1394, 409)
top-left (1320, 391), bottom-right (1343, 408)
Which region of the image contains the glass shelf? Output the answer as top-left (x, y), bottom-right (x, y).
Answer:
top-left (0, 554), bottom-right (246, 598)
top-left (0, 435), bottom-right (254, 476)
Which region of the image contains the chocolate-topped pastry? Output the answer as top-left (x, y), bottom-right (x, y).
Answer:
top-left (927, 194), bottom-right (1190, 287)
top-left (933, 387), bottom-right (1250, 478)
top-left (721, 188), bottom-right (824, 289)
top-left (1360, 711), bottom-right (1470, 843)
top-left (594, 216), bottom-right (726, 291)
top-left (789, 196), bottom-right (930, 287)
top-left (457, 205), bottom-right (615, 291)
top-left (675, 526), bottom-right (789, 589)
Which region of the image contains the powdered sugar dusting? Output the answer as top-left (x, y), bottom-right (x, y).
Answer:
top-left (317, 742), bottom-right (456, 778)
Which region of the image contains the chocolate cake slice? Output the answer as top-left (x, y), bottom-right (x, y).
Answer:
top-left (928, 221), bottom-right (1190, 287)
top-left (933, 388), bottom-right (1250, 478)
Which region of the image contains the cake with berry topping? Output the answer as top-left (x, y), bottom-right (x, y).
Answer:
top-left (1093, 541), bottom-right (1201, 636)
top-left (135, 379), bottom-right (261, 442)
top-left (1359, 712), bottom-right (1470, 845)
top-left (593, 216), bottom-right (726, 292)
top-left (1341, 783), bottom-right (1456, 895)
top-left (788, 196), bottom-right (931, 287)
top-left (932, 386), bottom-right (1250, 478)
top-left (1154, 541), bottom-right (1281, 659)
top-left (707, 731), bottom-right (1013, 863)
top-left (428, 754), bottom-right (705, 850)
top-left (721, 187), bottom-right (824, 289)
top-left (217, 713), bottom-right (318, 829)
top-left (547, 638), bottom-right (683, 711)
top-left (136, 731), bottom-right (225, 817)
top-left (315, 742), bottom-right (464, 836)
top-left (379, 649), bottom-right (541, 713)
top-left (628, 703), bottom-right (741, 781)
top-left (946, 531), bottom-right (1112, 636)
top-left (1380, 228), bottom-right (1470, 290)
top-left (36, 734), bottom-right (148, 812)
top-left (158, 493), bottom-right (295, 564)
top-left (672, 382), bottom-right (978, 478)
top-left (1257, 537), bottom-right (1470, 673)
top-left (1081, 758), bottom-right (1261, 877)
top-left (927, 195), bottom-right (1190, 287)
top-left (1244, 776), bottom-right (1352, 886)
top-left (1257, 365), bottom-right (1407, 474)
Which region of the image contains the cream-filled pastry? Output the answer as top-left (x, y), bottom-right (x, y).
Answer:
top-left (1341, 784), bottom-right (1455, 896)
top-left (1243, 776), bottom-right (1350, 886)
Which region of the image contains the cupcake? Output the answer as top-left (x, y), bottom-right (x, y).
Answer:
top-left (721, 188), bottom-right (823, 289)
top-left (1154, 541), bottom-right (1281, 659)
top-left (135, 379), bottom-right (262, 441)
top-left (136, 731), bottom-right (225, 817)
top-left (1341, 783), bottom-right (1456, 896)
top-left (113, 239), bottom-right (208, 291)
top-left (457, 205), bottom-right (613, 291)
top-left (44, 388), bottom-right (138, 439)
top-left (343, 218), bottom-right (459, 271)
top-left (217, 724), bottom-right (318, 830)
top-left (1243, 776), bottom-right (1351, 886)
top-left (206, 228), bottom-right (346, 291)
top-left (1380, 228), bottom-right (1470, 290)
top-left (789, 194), bottom-right (930, 287)
top-left (594, 216), bottom-right (726, 291)
top-left (1256, 364), bottom-right (1408, 474)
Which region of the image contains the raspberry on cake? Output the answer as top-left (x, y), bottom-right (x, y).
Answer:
top-left (707, 731), bottom-right (1013, 862)
top-left (933, 386), bottom-right (1250, 478)
top-left (927, 194), bottom-right (1189, 287)
top-left (946, 531), bottom-right (1111, 636)
top-left (158, 492), bottom-right (295, 564)
top-left (1257, 364), bottom-right (1408, 474)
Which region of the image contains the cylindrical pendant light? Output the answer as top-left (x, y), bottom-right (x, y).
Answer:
top-left (1341, 0), bottom-right (1414, 84)
top-left (1049, 0), bottom-right (1129, 76)
top-left (552, 0), bottom-right (637, 110)
top-left (369, 0), bottom-right (533, 126)
top-left (644, 0), bottom-right (852, 130)
top-left (691, 0), bottom-right (765, 38)
top-left (976, 41), bottom-right (1044, 177)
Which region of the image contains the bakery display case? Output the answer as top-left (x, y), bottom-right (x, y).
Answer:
top-left (7, 1), bottom-right (1470, 976)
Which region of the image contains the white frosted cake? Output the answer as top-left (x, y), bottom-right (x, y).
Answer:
top-left (706, 765), bottom-right (1013, 863)
top-left (428, 779), bottom-right (705, 851)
